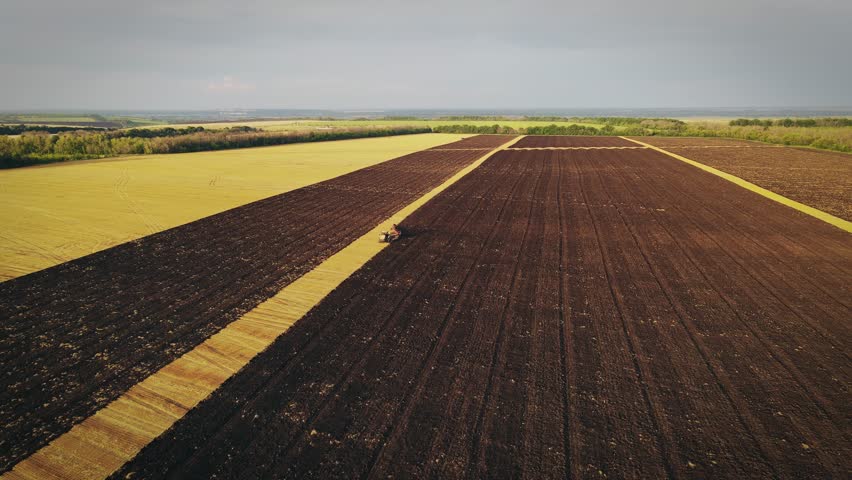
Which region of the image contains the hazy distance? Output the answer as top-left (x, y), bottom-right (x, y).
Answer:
top-left (2, 0), bottom-right (850, 111)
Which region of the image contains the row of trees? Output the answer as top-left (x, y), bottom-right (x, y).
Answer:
top-left (730, 117), bottom-right (852, 127)
top-left (0, 124), bottom-right (107, 135)
top-left (435, 123), bottom-right (620, 136)
top-left (525, 124), bottom-right (607, 135)
top-left (566, 117), bottom-right (686, 127)
top-left (672, 125), bottom-right (851, 152)
top-left (431, 122), bottom-right (851, 152)
top-left (118, 126), bottom-right (210, 138)
top-left (0, 125), bottom-right (244, 138)
top-left (634, 122), bottom-right (852, 152)
top-left (0, 126), bottom-right (431, 168)
top-left (432, 124), bottom-right (519, 134)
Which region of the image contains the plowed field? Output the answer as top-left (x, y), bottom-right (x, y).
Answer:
top-left (512, 135), bottom-right (636, 148)
top-left (0, 139), bottom-right (505, 472)
top-left (662, 145), bottom-right (851, 220)
top-left (113, 148), bottom-right (851, 479)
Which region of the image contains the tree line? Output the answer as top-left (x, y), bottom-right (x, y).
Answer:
top-left (0, 124), bottom-right (108, 135)
top-left (433, 121), bottom-right (851, 153)
top-left (730, 117), bottom-right (852, 127)
top-left (0, 126), bottom-right (431, 168)
top-left (0, 125), bottom-right (241, 138)
top-left (432, 124), bottom-right (519, 134)
top-left (4, 118), bottom-right (849, 169)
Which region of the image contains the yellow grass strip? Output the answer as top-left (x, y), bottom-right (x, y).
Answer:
top-left (621, 137), bottom-right (852, 233)
top-left (1, 136), bottom-right (524, 480)
top-left (653, 145), bottom-right (784, 149)
top-left (427, 148), bottom-right (494, 151)
top-left (509, 146), bottom-right (647, 150)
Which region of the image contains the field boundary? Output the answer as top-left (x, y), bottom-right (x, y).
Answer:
top-left (653, 145), bottom-right (784, 149)
top-left (510, 146), bottom-right (647, 150)
top-left (1, 136), bottom-right (524, 480)
top-left (428, 148), bottom-right (494, 151)
top-left (621, 136), bottom-right (852, 233)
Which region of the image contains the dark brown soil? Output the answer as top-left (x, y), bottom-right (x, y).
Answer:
top-left (428, 135), bottom-right (516, 149)
top-left (0, 139), bottom-right (497, 472)
top-left (512, 135), bottom-right (637, 148)
top-left (665, 146), bottom-right (852, 221)
top-left (114, 148), bottom-right (851, 479)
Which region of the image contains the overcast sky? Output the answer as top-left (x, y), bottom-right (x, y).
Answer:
top-left (2, 0), bottom-right (850, 110)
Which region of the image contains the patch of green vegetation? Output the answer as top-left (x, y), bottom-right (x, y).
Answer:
top-left (0, 125), bottom-right (107, 135)
top-left (0, 113), bottom-right (168, 128)
top-left (120, 117), bottom-right (167, 127)
top-left (429, 117), bottom-right (852, 153)
top-left (11, 113), bottom-right (847, 154)
top-left (729, 117), bottom-right (852, 127)
top-left (295, 119), bottom-right (619, 131)
top-left (670, 121), bottom-right (852, 153)
top-left (0, 126), bottom-right (432, 168)
top-left (8, 114), bottom-right (101, 123)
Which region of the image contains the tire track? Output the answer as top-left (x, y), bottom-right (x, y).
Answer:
top-left (555, 153), bottom-right (574, 479)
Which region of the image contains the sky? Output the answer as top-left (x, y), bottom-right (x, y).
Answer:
top-left (1, 0), bottom-right (850, 110)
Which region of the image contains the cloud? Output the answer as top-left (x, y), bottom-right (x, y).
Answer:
top-left (206, 76), bottom-right (255, 93)
top-left (1, 0), bottom-right (850, 109)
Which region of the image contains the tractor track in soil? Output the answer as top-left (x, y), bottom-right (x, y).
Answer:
top-left (113, 147), bottom-right (849, 479)
top-left (0, 138), bottom-right (506, 473)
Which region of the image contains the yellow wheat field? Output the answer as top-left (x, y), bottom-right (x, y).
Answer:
top-left (0, 133), bottom-right (463, 281)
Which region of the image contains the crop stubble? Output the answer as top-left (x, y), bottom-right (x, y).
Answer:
top-left (114, 147), bottom-right (850, 479)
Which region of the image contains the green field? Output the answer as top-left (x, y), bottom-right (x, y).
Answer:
top-left (11, 115), bottom-right (100, 123)
top-left (0, 113), bottom-right (166, 127)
